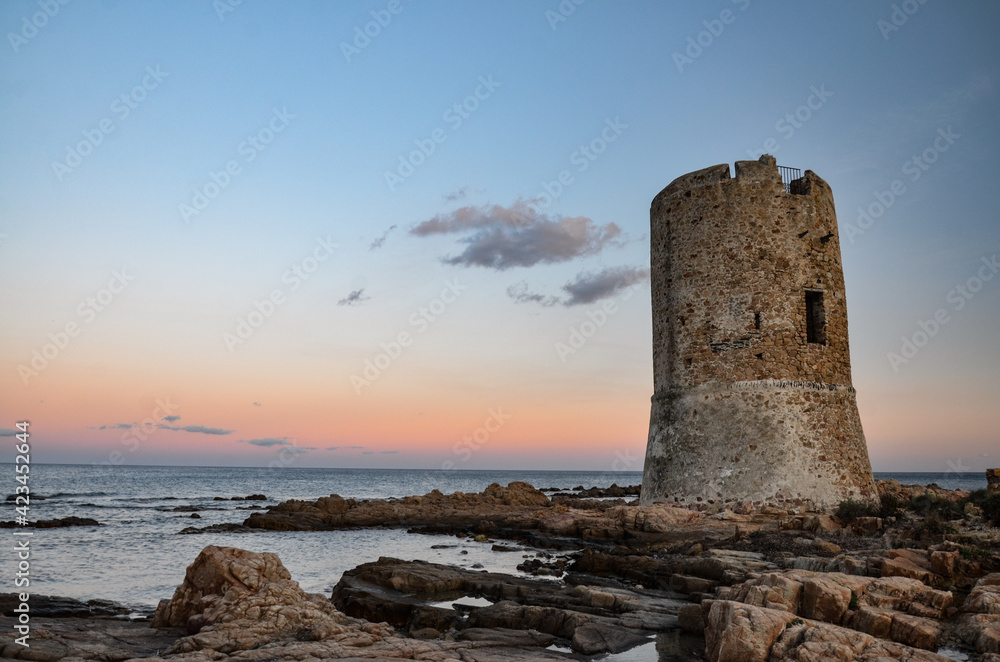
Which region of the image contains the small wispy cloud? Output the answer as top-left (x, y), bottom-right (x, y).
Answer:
top-left (252, 401), bottom-right (262, 407)
top-left (507, 266), bottom-right (649, 307)
top-left (338, 289), bottom-right (370, 306)
top-left (159, 424), bottom-right (234, 435)
top-left (444, 186), bottom-right (473, 202)
top-left (0, 429), bottom-right (18, 437)
top-left (240, 437), bottom-right (292, 448)
top-left (507, 282), bottom-right (558, 307)
top-left (97, 419), bottom-right (231, 435)
top-left (370, 225), bottom-right (397, 250)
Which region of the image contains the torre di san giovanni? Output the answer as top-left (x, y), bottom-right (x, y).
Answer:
top-left (641, 155), bottom-right (878, 509)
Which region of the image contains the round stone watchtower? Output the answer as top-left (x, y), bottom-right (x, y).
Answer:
top-left (641, 155), bottom-right (877, 508)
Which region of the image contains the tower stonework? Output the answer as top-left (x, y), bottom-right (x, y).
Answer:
top-left (641, 155), bottom-right (877, 508)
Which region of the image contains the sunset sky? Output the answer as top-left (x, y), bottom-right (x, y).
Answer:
top-left (1, 1), bottom-right (997, 472)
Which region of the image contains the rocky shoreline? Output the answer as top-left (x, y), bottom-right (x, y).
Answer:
top-left (1, 478), bottom-right (997, 661)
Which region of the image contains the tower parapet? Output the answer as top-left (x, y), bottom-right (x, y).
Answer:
top-left (641, 155), bottom-right (877, 508)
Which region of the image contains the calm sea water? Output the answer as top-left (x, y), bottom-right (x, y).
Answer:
top-left (0, 465), bottom-right (986, 613)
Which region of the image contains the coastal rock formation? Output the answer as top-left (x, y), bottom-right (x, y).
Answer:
top-left (705, 600), bottom-right (951, 661)
top-left (242, 480), bottom-right (551, 531)
top-left (643, 155), bottom-right (877, 508)
top-left (151, 545), bottom-right (380, 652)
top-left (146, 545), bottom-right (578, 660)
top-left (0, 593), bottom-right (135, 619)
top-left (0, 613), bottom-right (176, 661)
top-left (2, 477), bottom-right (997, 661)
top-left (717, 569), bottom-right (953, 650)
top-left (958, 574), bottom-right (1000, 655)
top-left (332, 557), bottom-right (685, 655)
top-left (235, 481), bottom-right (738, 546)
top-left (0, 516), bottom-right (100, 528)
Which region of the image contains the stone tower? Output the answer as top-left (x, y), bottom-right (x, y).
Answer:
top-left (641, 155), bottom-right (877, 509)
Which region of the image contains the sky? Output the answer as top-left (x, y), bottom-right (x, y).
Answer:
top-left (0, 1), bottom-right (997, 473)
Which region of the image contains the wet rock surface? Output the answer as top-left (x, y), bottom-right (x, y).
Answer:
top-left (0, 516), bottom-right (100, 528)
top-left (0, 615), bottom-right (178, 661)
top-left (332, 556), bottom-right (686, 655)
top-left (0, 593), bottom-right (143, 619)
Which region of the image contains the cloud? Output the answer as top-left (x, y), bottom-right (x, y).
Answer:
top-left (240, 437), bottom-right (292, 447)
top-left (561, 266), bottom-right (650, 306)
top-left (507, 266), bottom-right (649, 307)
top-left (326, 445), bottom-right (365, 451)
top-left (370, 225), bottom-right (397, 250)
top-left (507, 282), bottom-right (558, 307)
top-left (381, 450), bottom-right (399, 454)
top-left (0, 429), bottom-right (18, 437)
top-left (252, 402), bottom-right (262, 407)
top-left (362, 451), bottom-right (375, 455)
top-left (411, 200), bottom-right (622, 270)
top-left (97, 419), bottom-right (232, 435)
top-left (338, 289), bottom-right (370, 306)
top-left (275, 446), bottom-right (312, 456)
top-left (444, 186), bottom-right (472, 202)
top-left (158, 424), bottom-right (234, 435)
top-left (99, 423), bottom-right (133, 430)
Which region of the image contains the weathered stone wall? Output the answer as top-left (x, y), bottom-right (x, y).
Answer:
top-left (642, 155), bottom-right (877, 508)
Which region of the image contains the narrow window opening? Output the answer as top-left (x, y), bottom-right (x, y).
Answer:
top-left (805, 291), bottom-right (826, 345)
top-left (753, 312), bottom-right (761, 330)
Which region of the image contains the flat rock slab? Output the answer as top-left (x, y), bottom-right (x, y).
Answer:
top-left (0, 616), bottom-right (179, 661)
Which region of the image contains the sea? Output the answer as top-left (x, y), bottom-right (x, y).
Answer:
top-left (0, 465), bottom-right (987, 616)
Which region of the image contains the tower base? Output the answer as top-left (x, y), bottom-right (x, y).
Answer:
top-left (641, 379), bottom-right (878, 508)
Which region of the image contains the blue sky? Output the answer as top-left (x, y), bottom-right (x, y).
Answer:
top-left (0, 1), bottom-right (997, 471)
